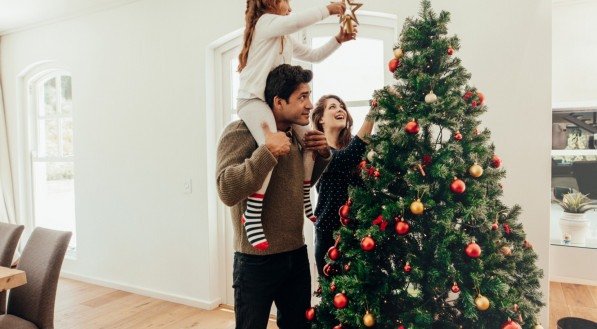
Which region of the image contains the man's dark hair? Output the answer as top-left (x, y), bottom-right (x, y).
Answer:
top-left (264, 64), bottom-right (313, 109)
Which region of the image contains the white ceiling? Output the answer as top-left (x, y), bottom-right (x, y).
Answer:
top-left (0, 0), bottom-right (142, 35)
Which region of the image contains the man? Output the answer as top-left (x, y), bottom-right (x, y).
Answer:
top-left (216, 64), bottom-right (331, 329)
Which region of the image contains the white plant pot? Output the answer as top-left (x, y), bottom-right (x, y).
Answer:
top-left (559, 212), bottom-right (590, 244)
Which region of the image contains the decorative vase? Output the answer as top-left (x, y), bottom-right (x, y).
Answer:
top-left (559, 212), bottom-right (589, 244)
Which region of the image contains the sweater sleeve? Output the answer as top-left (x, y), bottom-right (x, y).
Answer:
top-left (216, 123), bottom-right (278, 206)
top-left (311, 153), bottom-right (332, 185)
top-left (292, 35), bottom-right (341, 63)
top-left (255, 6), bottom-right (329, 40)
top-left (327, 136), bottom-right (367, 173)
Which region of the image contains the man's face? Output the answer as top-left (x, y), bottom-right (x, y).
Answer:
top-left (276, 83), bottom-right (313, 126)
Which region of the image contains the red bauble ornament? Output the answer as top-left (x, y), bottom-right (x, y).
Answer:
top-left (477, 91), bottom-right (485, 104)
top-left (372, 215), bottom-right (388, 231)
top-left (447, 47), bottom-right (454, 55)
top-left (465, 242), bottom-right (482, 258)
top-left (403, 262), bottom-right (412, 273)
top-left (333, 293), bottom-right (348, 309)
top-left (454, 131), bottom-right (463, 141)
top-left (422, 154), bottom-right (432, 165)
top-left (340, 216), bottom-right (350, 226)
top-left (395, 219), bottom-right (410, 236)
top-left (464, 91), bottom-right (473, 101)
top-left (339, 204), bottom-right (351, 219)
top-left (327, 246), bottom-right (340, 261)
top-left (503, 223), bottom-right (511, 235)
top-left (330, 282), bottom-right (337, 292)
top-left (501, 319), bottom-right (522, 329)
top-left (471, 100), bottom-right (478, 108)
top-left (367, 166), bottom-right (377, 176)
top-left (450, 178), bottom-right (466, 194)
top-left (398, 325), bottom-right (405, 329)
top-left (370, 98), bottom-right (378, 107)
top-left (405, 120), bottom-right (420, 134)
top-left (491, 222), bottom-right (499, 231)
top-left (451, 283), bottom-right (461, 293)
top-left (373, 170), bottom-right (381, 178)
top-left (388, 58), bottom-right (400, 73)
top-left (323, 263), bottom-right (335, 277)
top-left (305, 307), bottom-right (315, 321)
top-left (361, 236), bottom-right (376, 251)
top-left (359, 160), bottom-right (367, 169)
top-left (344, 263), bottom-right (351, 271)
top-left (491, 155), bottom-right (502, 168)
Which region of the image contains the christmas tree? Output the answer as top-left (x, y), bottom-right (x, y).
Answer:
top-left (309, 1), bottom-right (544, 328)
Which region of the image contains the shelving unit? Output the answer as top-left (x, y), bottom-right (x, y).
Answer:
top-left (551, 149), bottom-right (597, 156)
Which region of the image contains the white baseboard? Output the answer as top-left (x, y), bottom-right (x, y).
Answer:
top-left (550, 275), bottom-right (597, 286)
top-left (60, 271), bottom-right (222, 310)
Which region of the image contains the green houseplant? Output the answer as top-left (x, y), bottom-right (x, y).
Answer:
top-left (553, 192), bottom-right (597, 244)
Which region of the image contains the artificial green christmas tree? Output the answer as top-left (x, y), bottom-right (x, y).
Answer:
top-left (310, 1), bottom-right (544, 328)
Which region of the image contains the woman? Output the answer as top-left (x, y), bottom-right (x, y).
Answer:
top-left (311, 94), bottom-right (374, 276)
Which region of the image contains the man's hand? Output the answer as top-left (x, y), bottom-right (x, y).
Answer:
top-left (262, 123), bottom-right (291, 157)
top-left (304, 130), bottom-right (331, 159)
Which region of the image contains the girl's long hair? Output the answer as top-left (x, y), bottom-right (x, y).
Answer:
top-left (311, 95), bottom-right (354, 149)
top-left (238, 0), bottom-right (280, 72)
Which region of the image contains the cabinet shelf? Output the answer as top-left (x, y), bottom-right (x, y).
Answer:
top-left (551, 149), bottom-right (597, 156)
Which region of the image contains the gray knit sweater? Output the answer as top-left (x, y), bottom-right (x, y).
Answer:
top-left (216, 120), bottom-right (330, 255)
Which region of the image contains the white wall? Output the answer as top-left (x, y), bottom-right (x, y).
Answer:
top-left (551, 0), bottom-right (597, 286)
top-left (1, 0), bottom-right (551, 324)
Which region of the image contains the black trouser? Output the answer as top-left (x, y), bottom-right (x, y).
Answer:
top-left (233, 245), bottom-right (311, 329)
top-left (314, 228), bottom-right (335, 277)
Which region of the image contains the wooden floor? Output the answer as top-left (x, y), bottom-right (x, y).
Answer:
top-left (54, 278), bottom-right (277, 329)
top-left (550, 281), bottom-right (597, 328)
top-left (54, 278), bottom-right (595, 328)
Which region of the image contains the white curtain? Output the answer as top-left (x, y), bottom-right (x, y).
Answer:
top-left (0, 76), bottom-right (17, 225)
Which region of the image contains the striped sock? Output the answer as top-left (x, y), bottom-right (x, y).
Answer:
top-left (304, 181), bottom-right (316, 222)
top-left (243, 193), bottom-right (269, 251)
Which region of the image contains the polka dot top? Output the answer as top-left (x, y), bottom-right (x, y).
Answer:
top-left (314, 136), bottom-right (367, 233)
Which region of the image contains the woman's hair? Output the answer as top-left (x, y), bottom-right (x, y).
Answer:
top-left (311, 95), bottom-right (353, 149)
top-left (238, 0), bottom-right (281, 72)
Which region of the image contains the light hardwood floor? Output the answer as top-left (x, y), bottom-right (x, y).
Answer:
top-left (54, 278), bottom-right (595, 328)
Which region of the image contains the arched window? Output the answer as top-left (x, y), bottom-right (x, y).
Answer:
top-left (29, 71), bottom-right (77, 249)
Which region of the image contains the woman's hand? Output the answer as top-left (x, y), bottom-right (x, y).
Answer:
top-left (327, 2), bottom-right (346, 16)
top-left (335, 23), bottom-right (358, 43)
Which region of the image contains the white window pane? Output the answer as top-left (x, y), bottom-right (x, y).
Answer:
top-left (347, 106), bottom-right (370, 135)
top-left (62, 118), bottom-right (73, 157)
top-left (231, 58), bottom-right (240, 111)
top-left (312, 37), bottom-right (384, 102)
top-left (43, 78), bottom-right (58, 116)
top-left (61, 75), bottom-right (73, 114)
top-left (39, 119), bottom-right (59, 157)
top-left (33, 161), bottom-right (76, 247)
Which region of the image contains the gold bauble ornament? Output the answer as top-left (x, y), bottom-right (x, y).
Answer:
top-left (475, 295), bottom-right (490, 311)
top-left (425, 91), bottom-right (438, 103)
top-left (410, 199), bottom-right (424, 215)
top-left (501, 246), bottom-right (512, 256)
top-left (469, 163), bottom-right (483, 178)
top-left (394, 48), bottom-right (404, 59)
top-left (367, 150), bottom-right (376, 162)
top-left (363, 311), bottom-right (376, 327)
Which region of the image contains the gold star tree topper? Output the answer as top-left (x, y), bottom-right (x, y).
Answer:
top-left (339, 0), bottom-right (363, 34)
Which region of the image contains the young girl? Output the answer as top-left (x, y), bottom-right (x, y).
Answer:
top-left (310, 95), bottom-right (374, 276)
top-left (237, 0), bottom-right (356, 251)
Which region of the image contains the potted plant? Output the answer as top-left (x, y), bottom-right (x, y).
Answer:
top-left (552, 192), bottom-right (597, 244)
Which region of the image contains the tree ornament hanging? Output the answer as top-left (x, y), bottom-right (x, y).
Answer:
top-left (327, 246), bottom-right (340, 261)
top-left (503, 223), bottom-right (511, 234)
top-left (333, 324), bottom-right (344, 329)
top-left (410, 199), bottom-right (424, 215)
top-left (501, 319), bottom-right (522, 329)
top-left (463, 90), bottom-right (473, 101)
top-left (469, 163), bottom-right (484, 178)
top-left (373, 169), bottom-right (381, 178)
top-left (344, 262), bottom-right (351, 272)
top-left (367, 150), bottom-right (376, 161)
top-left (340, 216), bottom-right (350, 226)
top-left (305, 307), bottom-right (316, 321)
top-left (447, 47), bottom-right (454, 55)
top-left (339, 203), bottom-right (351, 219)
top-left (491, 155), bottom-right (502, 168)
top-left (491, 221), bottom-right (499, 231)
top-left (405, 120), bottom-right (420, 134)
top-left (361, 235), bottom-right (376, 251)
top-left (451, 282), bottom-right (461, 293)
top-left (395, 217), bottom-right (410, 235)
top-left (465, 241), bottom-right (482, 258)
top-left (524, 240), bottom-right (534, 249)
top-left (500, 245), bottom-right (512, 256)
top-left (422, 154), bottom-right (432, 165)
top-left (403, 262), bottom-right (412, 273)
top-left (333, 292), bottom-right (348, 309)
top-left (453, 131), bottom-right (463, 141)
top-left (475, 294), bottom-right (490, 311)
top-left (330, 281), bottom-right (336, 292)
top-left (359, 159), bottom-right (368, 170)
top-left (477, 91), bottom-right (485, 104)
top-left (394, 48), bottom-right (404, 59)
top-left (372, 215), bottom-right (389, 231)
top-left (450, 178), bottom-right (466, 194)
top-left (363, 311), bottom-right (376, 327)
top-left (425, 90), bottom-right (438, 103)
top-left (388, 58), bottom-right (400, 73)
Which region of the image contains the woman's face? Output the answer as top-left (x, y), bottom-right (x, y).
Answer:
top-left (277, 0), bottom-right (291, 15)
top-left (319, 98), bottom-right (348, 132)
